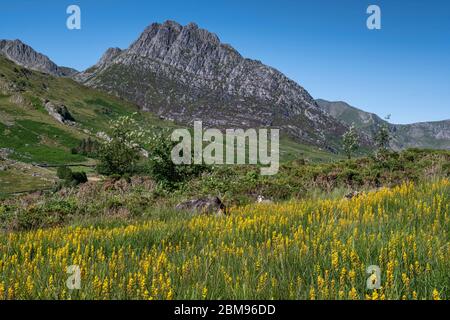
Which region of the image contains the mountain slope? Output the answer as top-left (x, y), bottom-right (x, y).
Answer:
top-left (77, 20), bottom-right (351, 151)
top-left (316, 99), bottom-right (450, 150)
top-left (0, 39), bottom-right (77, 77)
top-left (0, 52), bottom-right (343, 194)
top-left (0, 54), bottom-right (168, 165)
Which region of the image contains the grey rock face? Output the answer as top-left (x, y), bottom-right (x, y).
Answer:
top-left (78, 20), bottom-right (348, 149)
top-left (75, 47), bottom-right (122, 82)
top-left (175, 196), bottom-right (227, 215)
top-left (0, 39), bottom-right (77, 77)
top-left (393, 120), bottom-right (450, 150)
top-left (44, 100), bottom-right (76, 125)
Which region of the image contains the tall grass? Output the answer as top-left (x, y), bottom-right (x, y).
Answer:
top-left (0, 179), bottom-right (448, 300)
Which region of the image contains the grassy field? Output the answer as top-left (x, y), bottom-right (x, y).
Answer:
top-left (0, 179), bottom-right (448, 300)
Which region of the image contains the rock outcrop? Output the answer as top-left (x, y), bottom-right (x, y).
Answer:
top-left (44, 100), bottom-right (76, 125)
top-left (77, 20), bottom-right (349, 149)
top-left (175, 196), bottom-right (227, 215)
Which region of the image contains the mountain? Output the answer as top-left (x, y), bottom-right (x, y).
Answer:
top-left (0, 39), bottom-right (78, 77)
top-left (76, 20), bottom-right (351, 151)
top-left (316, 99), bottom-right (450, 150)
top-left (0, 50), bottom-right (342, 193)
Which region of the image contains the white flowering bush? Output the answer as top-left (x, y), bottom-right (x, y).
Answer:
top-left (96, 114), bottom-right (147, 176)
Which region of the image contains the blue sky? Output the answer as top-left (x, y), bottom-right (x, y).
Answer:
top-left (1, 0), bottom-right (449, 124)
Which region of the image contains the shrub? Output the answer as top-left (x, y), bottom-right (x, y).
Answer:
top-left (96, 115), bottom-right (144, 176)
top-left (146, 130), bottom-right (207, 186)
top-left (57, 166), bottom-right (73, 180)
top-left (57, 166), bottom-right (87, 185)
top-left (442, 162), bottom-right (450, 177)
top-left (72, 171), bottom-right (88, 184)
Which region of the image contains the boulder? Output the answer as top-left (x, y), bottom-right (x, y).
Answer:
top-left (175, 196), bottom-right (226, 216)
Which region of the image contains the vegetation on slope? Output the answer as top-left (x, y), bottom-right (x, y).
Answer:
top-left (0, 179), bottom-right (447, 299)
top-left (0, 56), bottom-right (343, 194)
top-left (0, 148), bottom-right (448, 231)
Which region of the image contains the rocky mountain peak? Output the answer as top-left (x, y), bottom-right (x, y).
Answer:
top-left (78, 20), bottom-right (350, 149)
top-left (0, 39), bottom-right (77, 77)
top-left (97, 47), bottom-right (123, 67)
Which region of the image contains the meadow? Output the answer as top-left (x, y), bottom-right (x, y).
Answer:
top-left (0, 178), bottom-right (448, 300)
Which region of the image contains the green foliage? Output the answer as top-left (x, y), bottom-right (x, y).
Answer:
top-left (342, 124), bottom-right (359, 159)
top-left (443, 162), bottom-right (450, 177)
top-left (71, 137), bottom-right (100, 157)
top-left (1, 149), bottom-right (449, 231)
top-left (56, 166), bottom-right (73, 180)
top-left (96, 114), bottom-right (145, 176)
top-left (375, 123), bottom-right (391, 152)
top-left (72, 171), bottom-right (88, 184)
top-left (0, 198), bottom-right (78, 230)
top-left (145, 129), bottom-right (207, 186)
top-left (57, 166), bottom-right (87, 186)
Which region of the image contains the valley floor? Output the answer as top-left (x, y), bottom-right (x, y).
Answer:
top-left (0, 179), bottom-right (448, 300)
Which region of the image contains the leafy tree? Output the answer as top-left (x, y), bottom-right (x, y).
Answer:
top-left (342, 124), bottom-right (359, 159)
top-left (145, 129), bottom-right (206, 185)
top-left (96, 114), bottom-right (206, 182)
top-left (96, 114), bottom-right (145, 176)
top-left (375, 123), bottom-right (391, 152)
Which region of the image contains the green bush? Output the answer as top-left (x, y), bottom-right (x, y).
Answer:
top-left (146, 131), bottom-right (207, 186)
top-left (96, 115), bottom-right (143, 176)
top-left (72, 171), bottom-right (88, 184)
top-left (57, 166), bottom-right (73, 180)
top-left (57, 166), bottom-right (87, 185)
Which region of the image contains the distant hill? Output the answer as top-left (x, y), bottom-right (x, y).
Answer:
top-left (0, 39), bottom-right (77, 77)
top-left (316, 99), bottom-right (450, 150)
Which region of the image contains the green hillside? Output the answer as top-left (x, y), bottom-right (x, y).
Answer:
top-left (316, 99), bottom-right (450, 150)
top-left (0, 56), bottom-right (341, 194)
top-left (0, 56), bottom-right (169, 163)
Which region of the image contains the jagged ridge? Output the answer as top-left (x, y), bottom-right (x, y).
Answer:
top-left (77, 20), bottom-right (350, 150)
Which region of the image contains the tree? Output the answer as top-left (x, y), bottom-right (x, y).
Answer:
top-left (342, 124), bottom-right (359, 159)
top-left (375, 123), bottom-right (391, 152)
top-left (145, 129), bottom-right (206, 185)
top-left (96, 114), bottom-right (145, 176)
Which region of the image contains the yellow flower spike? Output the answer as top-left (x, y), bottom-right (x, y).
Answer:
top-left (202, 287), bottom-right (208, 299)
top-left (348, 287), bottom-right (359, 300)
top-left (432, 289), bottom-right (440, 300)
top-left (309, 287), bottom-right (316, 300)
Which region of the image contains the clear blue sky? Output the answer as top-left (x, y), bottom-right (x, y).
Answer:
top-left (1, 0), bottom-right (449, 124)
